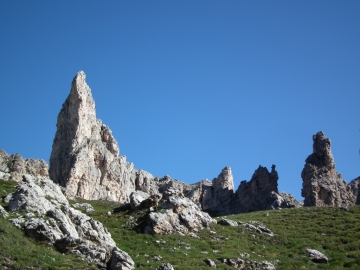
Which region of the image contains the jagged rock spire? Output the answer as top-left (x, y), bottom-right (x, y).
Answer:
top-left (49, 71), bottom-right (138, 202)
top-left (301, 131), bottom-right (355, 207)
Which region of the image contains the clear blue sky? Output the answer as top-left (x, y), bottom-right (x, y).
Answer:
top-left (1, 1), bottom-right (359, 200)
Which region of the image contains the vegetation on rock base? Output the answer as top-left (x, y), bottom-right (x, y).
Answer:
top-left (2, 180), bottom-right (360, 269)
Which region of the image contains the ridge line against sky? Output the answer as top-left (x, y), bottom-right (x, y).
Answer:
top-left (0, 1), bottom-right (359, 200)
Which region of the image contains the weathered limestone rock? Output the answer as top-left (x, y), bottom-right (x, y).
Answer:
top-left (301, 132), bottom-right (355, 207)
top-left (8, 174), bottom-right (68, 215)
top-left (306, 248), bottom-right (328, 263)
top-left (107, 247), bottom-right (135, 270)
top-left (144, 188), bottom-right (216, 235)
top-left (348, 176), bottom-right (360, 205)
top-left (156, 263), bottom-right (174, 270)
top-left (72, 202), bottom-right (94, 213)
top-left (278, 192), bottom-right (304, 208)
top-left (0, 205), bottom-right (8, 218)
top-left (205, 258), bottom-right (216, 268)
top-left (235, 165), bottom-right (281, 213)
top-left (224, 258), bottom-right (275, 269)
top-left (7, 174), bottom-right (134, 269)
top-left (218, 218), bottom-right (239, 227)
top-left (49, 71), bottom-right (149, 203)
top-left (0, 150), bottom-right (49, 182)
top-left (24, 218), bottom-right (64, 242)
top-left (201, 167), bottom-right (234, 214)
top-left (129, 191), bottom-right (151, 210)
top-left (47, 72), bottom-right (299, 216)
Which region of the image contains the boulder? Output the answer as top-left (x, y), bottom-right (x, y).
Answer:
top-left (301, 132), bottom-right (355, 207)
top-left (306, 248), bottom-right (328, 263)
top-left (218, 218), bottom-right (238, 227)
top-left (129, 191), bottom-right (150, 210)
top-left (107, 247), bottom-right (135, 270)
top-left (72, 203), bottom-right (94, 213)
top-left (205, 258), bottom-right (216, 268)
top-left (156, 263), bottom-right (174, 270)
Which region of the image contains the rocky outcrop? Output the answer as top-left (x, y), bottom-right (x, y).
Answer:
top-left (6, 174), bottom-right (134, 269)
top-left (301, 131), bottom-right (355, 207)
top-left (234, 165), bottom-right (280, 213)
top-left (348, 176), bottom-right (360, 205)
top-left (49, 71), bottom-right (153, 203)
top-left (48, 71), bottom-right (299, 216)
top-left (0, 149), bottom-right (49, 182)
top-left (143, 187), bottom-right (216, 235)
top-left (201, 166), bottom-right (234, 213)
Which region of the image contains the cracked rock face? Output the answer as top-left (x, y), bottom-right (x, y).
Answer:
top-left (301, 131), bottom-right (355, 207)
top-left (7, 174), bottom-right (134, 269)
top-left (49, 71), bottom-right (149, 203)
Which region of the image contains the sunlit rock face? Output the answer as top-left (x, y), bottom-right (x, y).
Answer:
top-left (301, 131), bottom-right (355, 207)
top-left (49, 71), bottom-right (150, 202)
top-left (48, 71), bottom-right (300, 215)
top-left (0, 149), bottom-right (48, 182)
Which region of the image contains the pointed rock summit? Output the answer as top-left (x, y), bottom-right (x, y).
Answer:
top-left (49, 71), bottom-right (147, 202)
top-left (301, 131), bottom-right (355, 207)
top-left (48, 71), bottom-right (300, 215)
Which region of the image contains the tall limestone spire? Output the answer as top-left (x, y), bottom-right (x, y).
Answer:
top-left (49, 71), bottom-right (135, 202)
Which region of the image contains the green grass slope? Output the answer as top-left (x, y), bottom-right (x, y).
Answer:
top-left (1, 180), bottom-right (360, 269)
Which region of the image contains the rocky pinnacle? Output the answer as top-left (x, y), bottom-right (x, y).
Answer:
top-left (301, 131), bottom-right (355, 207)
top-left (49, 71), bottom-right (138, 202)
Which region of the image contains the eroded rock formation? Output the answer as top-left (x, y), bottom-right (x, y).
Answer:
top-left (348, 176), bottom-right (360, 205)
top-left (0, 149), bottom-right (48, 182)
top-left (48, 71), bottom-right (299, 216)
top-left (301, 131), bottom-right (355, 207)
top-left (6, 174), bottom-right (134, 269)
top-left (141, 187), bottom-right (216, 235)
top-left (49, 71), bottom-right (152, 202)
top-left (235, 165), bottom-right (280, 213)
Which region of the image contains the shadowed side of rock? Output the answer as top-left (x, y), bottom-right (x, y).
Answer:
top-left (348, 176), bottom-right (360, 205)
top-left (233, 165), bottom-right (282, 213)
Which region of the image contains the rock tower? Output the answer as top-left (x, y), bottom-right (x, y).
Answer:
top-left (301, 131), bottom-right (355, 207)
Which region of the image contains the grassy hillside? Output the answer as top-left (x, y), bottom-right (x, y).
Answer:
top-left (1, 180), bottom-right (360, 269)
